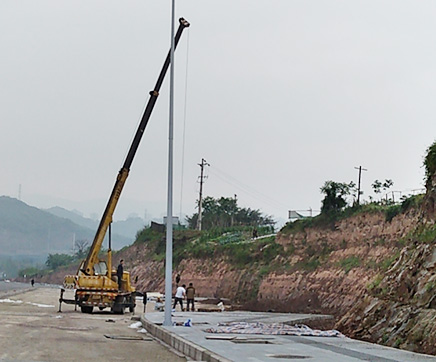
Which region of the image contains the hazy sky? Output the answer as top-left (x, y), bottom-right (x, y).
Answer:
top-left (1, 1), bottom-right (436, 225)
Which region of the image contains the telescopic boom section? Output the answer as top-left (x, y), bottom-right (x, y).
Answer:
top-left (82, 18), bottom-right (190, 275)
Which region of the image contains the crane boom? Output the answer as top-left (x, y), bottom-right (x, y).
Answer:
top-left (82, 18), bottom-right (190, 275)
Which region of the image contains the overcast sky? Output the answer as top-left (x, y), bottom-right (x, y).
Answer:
top-left (1, 1), bottom-right (436, 225)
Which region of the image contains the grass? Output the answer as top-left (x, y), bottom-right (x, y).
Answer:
top-left (136, 225), bottom-right (285, 270)
top-left (414, 224), bottom-right (436, 244)
top-left (222, 239), bottom-right (284, 268)
top-left (258, 265), bottom-right (271, 278)
top-left (379, 252), bottom-right (400, 271)
top-left (367, 274), bottom-right (383, 292)
top-left (294, 257), bottom-right (320, 272)
top-left (425, 280), bottom-right (436, 292)
top-left (394, 338), bottom-right (404, 348)
top-left (337, 255), bottom-right (361, 273)
top-left (365, 258), bottom-right (378, 270)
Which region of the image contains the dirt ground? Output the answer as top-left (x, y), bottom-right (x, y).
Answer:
top-left (0, 286), bottom-right (186, 361)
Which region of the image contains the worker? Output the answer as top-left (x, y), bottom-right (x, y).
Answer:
top-left (173, 284), bottom-right (186, 311)
top-left (186, 283), bottom-right (195, 311)
top-left (117, 259), bottom-right (124, 290)
top-left (143, 292), bottom-right (147, 313)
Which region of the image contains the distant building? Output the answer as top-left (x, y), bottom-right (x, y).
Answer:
top-left (288, 210), bottom-right (305, 220)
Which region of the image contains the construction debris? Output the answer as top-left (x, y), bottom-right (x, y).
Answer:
top-left (104, 335), bottom-right (152, 341)
top-left (206, 322), bottom-right (345, 337)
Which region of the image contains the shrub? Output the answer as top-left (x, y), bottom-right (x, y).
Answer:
top-left (400, 194), bottom-right (424, 212)
top-left (385, 205), bottom-right (401, 222)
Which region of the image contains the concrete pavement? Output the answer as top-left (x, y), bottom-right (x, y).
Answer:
top-left (0, 280), bottom-right (32, 293)
top-left (141, 310), bottom-right (436, 362)
top-left (0, 287), bottom-right (186, 361)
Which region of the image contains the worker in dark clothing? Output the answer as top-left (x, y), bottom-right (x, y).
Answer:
top-left (186, 283), bottom-right (195, 311)
top-left (143, 292), bottom-right (147, 313)
top-left (117, 259), bottom-right (124, 291)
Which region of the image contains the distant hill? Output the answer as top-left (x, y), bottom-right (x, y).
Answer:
top-left (110, 216), bottom-right (145, 240)
top-left (45, 206), bottom-right (97, 230)
top-left (45, 206), bottom-right (144, 241)
top-left (0, 196), bottom-right (93, 256)
top-left (0, 197), bottom-right (134, 257)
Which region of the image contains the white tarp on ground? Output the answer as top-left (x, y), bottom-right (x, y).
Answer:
top-left (206, 322), bottom-right (345, 337)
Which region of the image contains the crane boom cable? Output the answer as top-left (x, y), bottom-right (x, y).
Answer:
top-left (209, 165), bottom-right (287, 208)
top-left (179, 29), bottom-right (190, 219)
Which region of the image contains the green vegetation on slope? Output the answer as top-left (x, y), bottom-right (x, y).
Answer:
top-left (424, 140), bottom-right (436, 187)
top-left (281, 194), bottom-right (424, 235)
top-left (135, 225), bottom-right (280, 268)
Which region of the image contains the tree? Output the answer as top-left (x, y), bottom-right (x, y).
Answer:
top-left (45, 253), bottom-right (74, 270)
top-left (320, 181), bottom-right (355, 213)
top-left (371, 179), bottom-right (394, 202)
top-left (371, 180), bottom-right (383, 195)
top-left (424, 140), bottom-right (436, 187)
top-left (74, 239), bottom-right (89, 259)
top-left (186, 196), bottom-right (275, 230)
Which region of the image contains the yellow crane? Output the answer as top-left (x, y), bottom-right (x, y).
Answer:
top-left (59, 18), bottom-right (190, 314)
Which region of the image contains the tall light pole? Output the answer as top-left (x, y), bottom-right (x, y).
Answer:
top-left (163, 0), bottom-right (176, 327)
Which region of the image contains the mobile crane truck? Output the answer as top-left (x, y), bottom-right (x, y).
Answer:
top-left (59, 18), bottom-right (190, 314)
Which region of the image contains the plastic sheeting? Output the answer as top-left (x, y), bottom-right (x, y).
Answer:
top-left (206, 322), bottom-right (345, 338)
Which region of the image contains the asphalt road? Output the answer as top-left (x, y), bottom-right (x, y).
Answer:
top-left (0, 280), bottom-right (33, 292)
top-left (0, 286), bottom-right (186, 361)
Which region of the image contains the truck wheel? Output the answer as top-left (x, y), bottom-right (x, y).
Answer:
top-left (111, 303), bottom-right (124, 314)
top-left (81, 306), bottom-right (93, 314)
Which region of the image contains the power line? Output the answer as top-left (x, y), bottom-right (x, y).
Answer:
top-left (208, 166), bottom-right (289, 212)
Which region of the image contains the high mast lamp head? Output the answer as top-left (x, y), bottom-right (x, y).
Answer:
top-left (179, 18), bottom-right (190, 28)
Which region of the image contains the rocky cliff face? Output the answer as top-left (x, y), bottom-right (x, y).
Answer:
top-left (115, 205), bottom-right (436, 354)
top-left (335, 169), bottom-right (436, 354)
top-left (337, 242), bottom-right (436, 354)
top-left (126, 211), bottom-right (416, 311)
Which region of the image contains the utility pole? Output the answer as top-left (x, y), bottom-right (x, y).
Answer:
top-left (354, 166), bottom-right (368, 205)
top-left (197, 158), bottom-right (209, 230)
